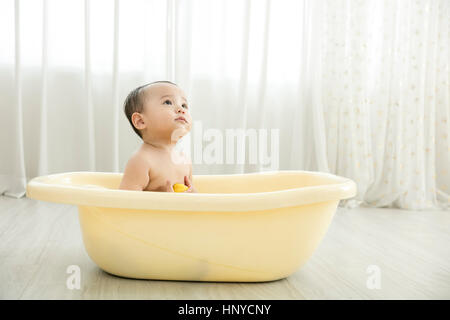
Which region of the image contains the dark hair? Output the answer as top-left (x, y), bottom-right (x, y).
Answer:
top-left (123, 80), bottom-right (178, 139)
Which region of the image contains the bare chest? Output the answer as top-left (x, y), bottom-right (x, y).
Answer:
top-left (144, 158), bottom-right (190, 192)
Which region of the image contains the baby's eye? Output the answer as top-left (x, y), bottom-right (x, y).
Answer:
top-left (163, 100), bottom-right (172, 105)
top-left (182, 104), bottom-right (188, 109)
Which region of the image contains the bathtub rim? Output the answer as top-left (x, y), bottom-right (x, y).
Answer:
top-left (26, 170), bottom-right (357, 212)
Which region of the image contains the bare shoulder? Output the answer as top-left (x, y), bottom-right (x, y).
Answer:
top-left (118, 150), bottom-right (152, 191)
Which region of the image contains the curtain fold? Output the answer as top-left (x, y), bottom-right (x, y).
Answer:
top-left (39, 0), bottom-right (48, 175)
top-left (84, 0), bottom-right (96, 172)
top-left (0, 0), bottom-right (27, 198)
top-left (0, 0), bottom-right (448, 210)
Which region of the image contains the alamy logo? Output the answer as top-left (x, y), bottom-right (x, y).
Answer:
top-left (171, 121), bottom-right (280, 170)
top-left (66, 265), bottom-right (81, 290)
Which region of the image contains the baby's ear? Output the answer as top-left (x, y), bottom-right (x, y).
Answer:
top-left (132, 112), bottom-right (146, 129)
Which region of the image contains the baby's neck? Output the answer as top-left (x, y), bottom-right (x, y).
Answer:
top-left (143, 139), bottom-right (177, 153)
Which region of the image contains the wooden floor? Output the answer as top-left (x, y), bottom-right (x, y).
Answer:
top-left (0, 196), bottom-right (449, 300)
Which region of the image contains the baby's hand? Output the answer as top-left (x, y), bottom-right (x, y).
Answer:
top-left (184, 176), bottom-right (198, 193)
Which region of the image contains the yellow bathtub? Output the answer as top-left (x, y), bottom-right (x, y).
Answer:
top-left (26, 170), bottom-right (356, 282)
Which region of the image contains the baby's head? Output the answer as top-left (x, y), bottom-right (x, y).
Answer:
top-left (123, 81), bottom-right (192, 144)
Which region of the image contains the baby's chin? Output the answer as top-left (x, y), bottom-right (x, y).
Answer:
top-left (174, 120), bottom-right (191, 130)
top-left (171, 126), bottom-right (190, 140)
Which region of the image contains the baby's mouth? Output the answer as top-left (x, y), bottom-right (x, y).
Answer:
top-left (175, 116), bottom-right (188, 124)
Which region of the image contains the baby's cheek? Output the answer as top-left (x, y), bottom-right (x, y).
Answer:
top-left (160, 112), bottom-right (175, 124)
top-left (185, 114), bottom-right (193, 124)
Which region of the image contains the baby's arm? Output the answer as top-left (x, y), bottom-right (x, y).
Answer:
top-left (178, 151), bottom-right (196, 193)
top-left (184, 164), bottom-right (198, 193)
top-left (118, 155), bottom-right (150, 191)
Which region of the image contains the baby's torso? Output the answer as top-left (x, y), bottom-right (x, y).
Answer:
top-left (141, 147), bottom-right (191, 192)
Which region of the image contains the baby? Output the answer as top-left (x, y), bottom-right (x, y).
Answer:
top-left (119, 80), bottom-right (197, 193)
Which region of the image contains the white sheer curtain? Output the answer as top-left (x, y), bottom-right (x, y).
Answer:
top-left (0, 0), bottom-right (448, 210)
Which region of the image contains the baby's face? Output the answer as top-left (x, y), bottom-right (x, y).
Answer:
top-left (138, 83), bottom-right (192, 140)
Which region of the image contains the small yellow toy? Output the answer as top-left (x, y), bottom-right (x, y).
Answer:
top-left (173, 183), bottom-right (189, 192)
